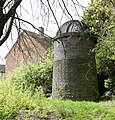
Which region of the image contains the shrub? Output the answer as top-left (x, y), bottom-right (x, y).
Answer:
top-left (0, 79), bottom-right (115, 120)
top-left (0, 79), bottom-right (45, 119)
top-left (105, 76), bottom-right (115, 96)
top-left (7, 49), bottom-right (53, 94)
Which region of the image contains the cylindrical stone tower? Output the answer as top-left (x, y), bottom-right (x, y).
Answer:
top-left (52, 20), bottom-right (99, 101)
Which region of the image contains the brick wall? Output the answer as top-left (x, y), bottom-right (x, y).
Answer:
top-left (5, 31), bottom-right (51, 73)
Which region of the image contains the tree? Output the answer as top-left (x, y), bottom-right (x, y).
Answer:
top-left (83, 0), bottom-right (115, 96)
top-left (0, 0), bottom-right (87, 46)
top-left (0, 0), bottom-right (22, 46)
top-left (2, 0), bottom-right (114, 100)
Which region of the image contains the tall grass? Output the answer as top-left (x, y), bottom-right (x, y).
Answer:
top-left (0, 49), bottom-right (114, 119)
top-left (0, 79), bottom-right (37, 119)
top-left (0, 78), bottom-right (115, 119)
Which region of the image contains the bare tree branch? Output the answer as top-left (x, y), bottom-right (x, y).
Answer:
top-left (46, 0), bottom-right (60, 33)
top-left (5, 0), bottom-right (22, 22)
top-left (0, 0), bottom-right (22, 46)
top-left (62, 0), bottom-right (73, 20)
top-left (0, 0), bottom-right (87, 46)
top-left (14, 16), bottom-right (52, 39)
top-left (0, 15), bottom-right (14, 46)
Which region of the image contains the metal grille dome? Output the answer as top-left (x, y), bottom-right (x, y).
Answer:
top-left (56, 20), bottom-right (89, 35)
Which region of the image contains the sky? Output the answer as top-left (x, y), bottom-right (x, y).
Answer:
top-left (0, 0), bottom-right (90, 64)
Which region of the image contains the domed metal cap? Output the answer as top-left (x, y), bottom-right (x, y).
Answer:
top-left (56, 20), bottom-right (89, 35)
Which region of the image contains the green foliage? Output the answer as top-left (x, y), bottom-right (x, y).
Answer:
top-left (0, 79), bottom-right (43, 119)
top-left (83, 0), bottom-right (114, 35)
top-left (7, 49), bottom-right (53, 93)
top-left (105, 76), bottom-right (115, 96)
top-left (83, 0), bottom-right (115, 96)
top-left (0, 48), bottom-right (54, 119)
top-left (0, 78), bottom-right (115, 120)
top-left (0, 50), bottom-right (114, 119)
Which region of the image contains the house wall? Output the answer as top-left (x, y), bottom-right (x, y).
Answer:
top-left (5, 31), bottom-right (51, 73)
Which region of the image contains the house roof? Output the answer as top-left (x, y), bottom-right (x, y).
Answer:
top-left (24, 30), bottom-right (52, 43)
top-left (0, 64), bottom-right (5, 73)
top-left (5, 30), bottom-right (52, 59)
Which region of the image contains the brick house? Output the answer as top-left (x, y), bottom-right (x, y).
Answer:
top-left (5, 29), bottom-right (52, 73)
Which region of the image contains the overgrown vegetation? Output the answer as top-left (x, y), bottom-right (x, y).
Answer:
top-left (0, 48), bottom-right (115, 119)
top-left (83, 0), bottom-right (115, 97)
top-left (0, 0), bottom-right (114, 119)
top-left (0, 78), bottom-right (115, 119)
top-left (7, 49), bottom-right (53, 96)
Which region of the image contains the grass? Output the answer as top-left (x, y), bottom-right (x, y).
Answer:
top-left (0, 79), bottom-right (115, 120)
top-left (0, 48), bottom-right (114, 119)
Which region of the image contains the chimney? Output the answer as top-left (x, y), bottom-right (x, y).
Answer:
top-left (38, 27), bottom-right (44, 36)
